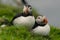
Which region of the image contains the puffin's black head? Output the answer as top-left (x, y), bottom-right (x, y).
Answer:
top-left (36, 16), bottom-right (48, 25)
top-left (23, 5), bottom-right (32, 14)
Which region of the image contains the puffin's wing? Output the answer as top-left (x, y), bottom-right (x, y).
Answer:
top-left (10, 13), bottom-right (22, 24)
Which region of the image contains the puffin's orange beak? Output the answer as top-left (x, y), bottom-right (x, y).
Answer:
top-left (43, 16), bottom-right (48, 24)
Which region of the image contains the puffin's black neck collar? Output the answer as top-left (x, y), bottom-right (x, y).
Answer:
top-left (36, 22), bottom-right (46, 26)
top-left (32, 22), bottom-right (46, 29)
top-left (22, 12), bottom-right (33, 17)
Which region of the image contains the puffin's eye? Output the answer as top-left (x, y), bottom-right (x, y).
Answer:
top-left (30, 7), bottom-right (32, 9)
top-left (28, 7), bottom-right (32, 9)
top-left (38, 17), bottom-right (40, 19)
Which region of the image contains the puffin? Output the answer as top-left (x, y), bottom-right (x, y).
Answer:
top-left (31, 16), bottom-right (50, 36)
top-left (10, 4), bottom-right (35, 29)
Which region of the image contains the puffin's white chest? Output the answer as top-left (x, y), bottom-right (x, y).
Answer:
top-left (32, 24), bottom-right (50, 36)
top-left (13, 16), bottom-right (35, 28)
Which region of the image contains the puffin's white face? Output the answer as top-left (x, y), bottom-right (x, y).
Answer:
top-left (36, 16), bottom-right (48, 24)
top-left (36, 16), bottom-right (43, 23)
top-left (23, 5), bottom-right (32, 14)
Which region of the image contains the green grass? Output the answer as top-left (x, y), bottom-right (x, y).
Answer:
top-left (0, 4), bottom-right (60, 40)
top-left (0, 26), bottom-right (60, 40)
